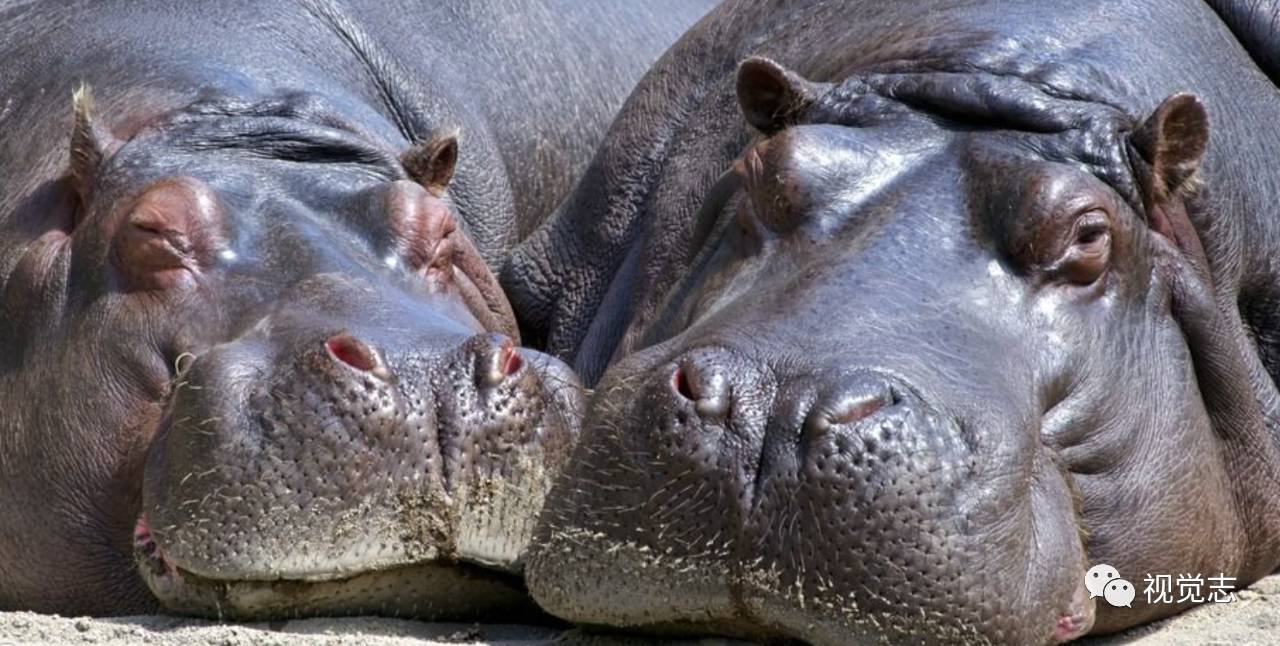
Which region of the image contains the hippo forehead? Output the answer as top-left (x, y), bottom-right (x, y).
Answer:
top-left (81, 95), bottom-right (425, 280)
top-left (793, 69), bottom-right (1144, 207)
top-left (738, 120), bottom-right (1121, 255)
top-left (742, 123), bottom-right (938, 235)
top-left (94, 93), bottom-right (404, 206)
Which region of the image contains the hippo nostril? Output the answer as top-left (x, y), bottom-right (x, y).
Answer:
top-left (672, 366), bottom-right (695, 401)
top-left (501, 342), bottom-right (523, 377)
top-left (478, 334), bottom-right (523, 387)
top-left (830, 398), bottom-right (886, 426)
top-left (672, 361), bottom-right (730, 419)
top-left (804, 377), bottom-right (897, 436)
top-left (325, 333), bottom-right (386, 377)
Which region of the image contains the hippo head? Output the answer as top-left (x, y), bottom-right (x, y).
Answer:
top-left (526, 60), bottom-right (1280, 643)
top-left (8, 89), bottom-right (581, 617)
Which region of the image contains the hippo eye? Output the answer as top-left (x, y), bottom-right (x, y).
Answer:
top-left (424, 236), bottom-right (457, 285)
top-left (113, 178), bottom-right (221, 290)
top-left (1052, 209), bottom-right (1111, 286)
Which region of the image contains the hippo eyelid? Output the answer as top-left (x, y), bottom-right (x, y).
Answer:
top-left (1069, 210), bottom-right (1111, 245)
top-left (131, 221), bottom-right (194, 256)
top-left (1043, 209), bottom-right (1113, 286)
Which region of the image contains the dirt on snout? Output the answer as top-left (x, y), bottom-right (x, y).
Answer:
top-left (2, 574), bottom-right (1279, 646)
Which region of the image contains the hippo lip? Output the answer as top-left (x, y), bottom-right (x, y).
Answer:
top-left (133, 512), bottom-right (545, 621)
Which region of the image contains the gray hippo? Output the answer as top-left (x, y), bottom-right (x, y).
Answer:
top-left (0, 0), bottom-right (712, 619)
top-left (504, 0), bottom-right (1280, 642)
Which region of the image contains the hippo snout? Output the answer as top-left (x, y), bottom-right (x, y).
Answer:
top-left (528, 347), bottom-right (1091, 644)
top-left (673, 351), bottom-right (902, 434)
top-left (139, 306), bottom-right (581, 620)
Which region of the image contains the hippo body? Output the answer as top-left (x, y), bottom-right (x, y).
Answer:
top-left (0, 0), bottom-right (712, 617)
top-left (506, 0), bottom-right (1280, 642)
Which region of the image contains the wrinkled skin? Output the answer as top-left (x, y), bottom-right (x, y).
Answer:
top-left (506, 0), bottom-right (1280, 642)
top-left (0, 0), bottom-right (712, 618)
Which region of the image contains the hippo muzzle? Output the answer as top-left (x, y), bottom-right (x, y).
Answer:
top-left (137, 280), bottom-right (582, 619)
top-left (528, 335), bottom-right (1090, 644)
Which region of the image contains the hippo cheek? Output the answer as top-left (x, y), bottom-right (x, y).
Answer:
top-left (1072, 431), bottom-right (1246, 634)
top-left (136, 323), bottom-right (583, 620)
top-left (528, 356), bottom-right (1092, 645)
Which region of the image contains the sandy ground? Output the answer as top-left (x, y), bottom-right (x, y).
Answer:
top-left (4, 575), bottom-right (1280, 645)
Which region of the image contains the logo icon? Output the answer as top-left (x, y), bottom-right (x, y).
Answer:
top-left (1084, 563), bottom-right (1120, 599)
top-left (1085, 563), bottom-right (1135, 607)
top-left (1104, 579), bottom-right (1135, 608)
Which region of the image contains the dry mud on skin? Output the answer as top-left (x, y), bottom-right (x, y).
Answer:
top-left (4, 574), bottom-right (1280, 645)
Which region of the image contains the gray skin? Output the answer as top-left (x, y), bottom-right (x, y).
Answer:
top-left (505, 0), bottom-right (1280, 643)
top-left (0, 0), bottom-right (712, 619)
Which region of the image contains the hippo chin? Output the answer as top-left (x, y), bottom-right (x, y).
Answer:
top-left (507, 0), bottom-right (1280, 642)
top-left (0, 0), bottom-right (711, 618)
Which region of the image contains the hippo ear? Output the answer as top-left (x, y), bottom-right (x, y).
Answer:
top-left (401, 133), bottom-right (458, 197)
top-left (1132, 93), bottom-right (1209, 202)
top-left (1131, 94), bottom-right (1210, 260)
top-left (69, 84), bottom-right (120, 203)
top-left (736, 57), bottom-right (821, 134)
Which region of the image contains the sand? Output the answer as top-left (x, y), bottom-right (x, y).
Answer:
top-left (4, 575), bottom-right (1280, 645)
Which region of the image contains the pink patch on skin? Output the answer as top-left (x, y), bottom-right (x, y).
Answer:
top-left (133, 515), bottom-right (152, 543)
top-left (1052, 582), bottom-right (1095, 644)
top-left (1053, 612), bottom-right (1090, 643)
top-left (135, 514), bottom-right (179, 578)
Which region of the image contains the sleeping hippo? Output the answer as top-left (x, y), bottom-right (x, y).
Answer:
top-left (505, 0), bottom-right (1280, 642)
top-left (0, 0), bottom-right (712, 618)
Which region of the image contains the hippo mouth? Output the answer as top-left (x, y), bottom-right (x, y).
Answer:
top-left (133, 514), bottom-right (543, 620)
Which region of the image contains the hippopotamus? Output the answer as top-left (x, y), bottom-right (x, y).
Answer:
top-left (504, 0), bottom-right (1280, 642)
top-left (0, 0), bottom-right (712, 618)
